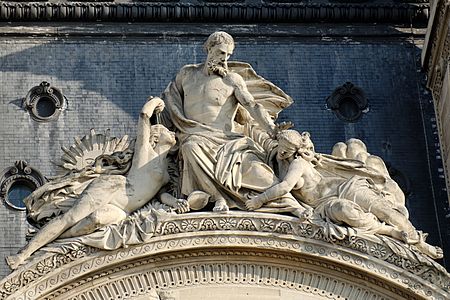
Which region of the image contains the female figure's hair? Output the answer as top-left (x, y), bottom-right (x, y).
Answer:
top-left (277, 130), bottom-right (321, 165)
top-left (94, 149), bottom-right (134, 175)
top-left (277, 130), bottom-right (312, 151)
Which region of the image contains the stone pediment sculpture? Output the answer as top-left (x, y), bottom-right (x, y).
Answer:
top-left (1, 31), bottom-right (449, 300)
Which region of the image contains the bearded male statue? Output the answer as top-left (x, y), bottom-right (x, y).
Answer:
top-left (161, 31), bottom-right (311, 219)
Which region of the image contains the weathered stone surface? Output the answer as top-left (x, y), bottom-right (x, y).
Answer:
top-left (1, 212), bottom-right (449, 300)
top-left (0, 22), bottom-right (448, 287)
top-left (1, 31), bottom-right (448, 299)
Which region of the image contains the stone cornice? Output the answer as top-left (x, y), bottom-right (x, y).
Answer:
top-left (1, 212), bottom-right (449, 299)
top-left (0, 23), bottom-right (427, 39)
top-left (421, 0), bottom-right (450, 202)
top-left (0, 2), bottom-right (430, 23)
top-left (422, 0), bottom-right (449, 73)
top-left (424, 1), bottom-right (450, 99)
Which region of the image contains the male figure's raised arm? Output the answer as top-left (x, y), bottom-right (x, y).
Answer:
top-left (228, 72), bottom-right (276, 134)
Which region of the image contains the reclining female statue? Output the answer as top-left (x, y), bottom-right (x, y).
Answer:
top-left (6, 97), bottom-right (184, 269)
top-left (246, 129), bottom-right (443, 259)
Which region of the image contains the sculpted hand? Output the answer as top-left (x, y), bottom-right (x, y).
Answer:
top-left (299, 207), bottom-right (313, 222)
top-left (175, 199), bottom-right (190, 214)
top-left (245, 196), bottom-right (264, 211)
top-left (142, 96), bottom-right (165, 117)
top-left (271, 121), bottom-right (294, 138)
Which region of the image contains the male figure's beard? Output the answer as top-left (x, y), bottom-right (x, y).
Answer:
top-left (207, 59), bottom-right (228, 77)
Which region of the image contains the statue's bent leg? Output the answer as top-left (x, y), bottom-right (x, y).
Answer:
top-left (362, 200), bottom-right (416, 239)
top-left (180, 139), bottom-right (229, 211)
top-left (364, 198), bottom-right (443, 258)
top-left (348, 190), bottom-right (418, 240)
top-left (240, 156), bottom-right (278, 191)
top-left (60, 204), bottom-right (127, 238)
top-left (323, 198), bottom-right (403, 239)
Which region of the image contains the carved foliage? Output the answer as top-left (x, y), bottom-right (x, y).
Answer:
top-left (0, 246), bottom-right (89, 299)
top-left (44, 250), bottom-right (410, 300)
top-left (153, 214), bottom-right (450, 293)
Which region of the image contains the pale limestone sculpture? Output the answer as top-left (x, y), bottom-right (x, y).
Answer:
top-left (245, 129), bottom-right (443, 259)
top-left (4, 31), bottom-right (445, 273)
top-left (331, 138), bottom-right (408, 217)
top-left (161, 31), bottom-right (310, 219)
top-left (6, 97), bottom-right (182, 269)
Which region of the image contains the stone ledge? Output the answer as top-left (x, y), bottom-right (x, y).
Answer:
top-left (0, 212), bottom-right (449, 299)
top-left (0, 2), bottom-right (429, 23)
top-left (0, 23), bottom-right (427, 40)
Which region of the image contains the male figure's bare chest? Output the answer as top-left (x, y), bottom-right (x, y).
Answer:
top-left (184, 74), bottom-right (234, 106)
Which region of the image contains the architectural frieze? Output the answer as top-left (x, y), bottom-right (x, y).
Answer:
top-left (1, 212), bottom-right (449, 299)
top-left (0, 2), bottom-right (429, 23)
top-left (425, 1), bottom-right (450, 101)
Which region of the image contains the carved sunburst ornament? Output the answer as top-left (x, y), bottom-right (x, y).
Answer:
top-left (55, 129), bottom-right (133, 172)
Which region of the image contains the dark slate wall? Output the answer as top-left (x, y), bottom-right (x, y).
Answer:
top-left (0, 26), bottom-right (447, 276)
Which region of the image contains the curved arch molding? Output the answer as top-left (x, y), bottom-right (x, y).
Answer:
top-left (1, 212), bottom-right (449, 299)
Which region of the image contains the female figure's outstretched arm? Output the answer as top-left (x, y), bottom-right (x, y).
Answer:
top-left (245, 159), bottom-right (305, 210)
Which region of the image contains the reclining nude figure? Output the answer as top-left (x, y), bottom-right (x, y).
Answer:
top-left (6, 97), bottom-right (182, 269)
top-left (245, 130), bottom-right (443, 259)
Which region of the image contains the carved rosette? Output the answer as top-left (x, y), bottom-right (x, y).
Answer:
top-left (0, 212), bottom-right (448, 299)
top-left (0, 161), bottom-right (46, 210)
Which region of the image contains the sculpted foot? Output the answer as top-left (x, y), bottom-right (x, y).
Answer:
top-left (6, 254), bottom-right (26, 270)
top-left (412, 231), bottom-right (444, 259)
top-left (415, 242), bottom-right (444, 259)
top-left (213, 198), bottom-right (229, 213)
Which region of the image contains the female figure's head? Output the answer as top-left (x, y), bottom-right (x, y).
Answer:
top-left (149, 124), bottom-right (176, 149)
top-left (277, 130), bottom-right (319, 164)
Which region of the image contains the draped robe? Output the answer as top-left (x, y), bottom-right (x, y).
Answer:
top-left (161, 62), bottom-right (302, 212)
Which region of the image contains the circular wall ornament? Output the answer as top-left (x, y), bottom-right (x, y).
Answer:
top-left (326, 82), bottom-right (369, 122)
top-left (0, 161), bottom-right (46, 210)
top-left (23, 81), bottom-right (66, 122)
